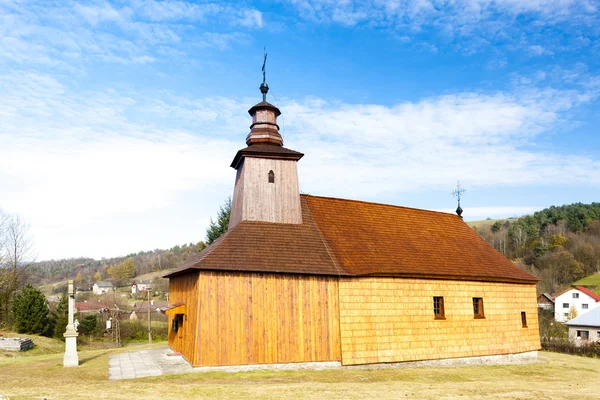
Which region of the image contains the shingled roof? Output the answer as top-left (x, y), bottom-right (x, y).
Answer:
top-left (165, 195), bottom-right (538, 283)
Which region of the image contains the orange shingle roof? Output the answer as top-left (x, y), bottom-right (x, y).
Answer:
top-left (165, 195), bottom-right (538, 283)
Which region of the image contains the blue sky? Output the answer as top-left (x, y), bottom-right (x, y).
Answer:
top-left (1, 0), bottom-right (599, 260)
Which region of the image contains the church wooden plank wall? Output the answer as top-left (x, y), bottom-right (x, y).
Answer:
top-left (230, 158), bottom-right (302, 228)
top-left (195, 271), bottom-right (341, 366)
top-left (338, 278), bottom-right (540, 365)
top-left (167, 272), bottom-right (200, 365)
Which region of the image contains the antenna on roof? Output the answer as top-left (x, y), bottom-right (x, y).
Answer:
top-left (452, 181), bottom-right (466, 218)
top-left (260, 47), bottom-right (269, 102)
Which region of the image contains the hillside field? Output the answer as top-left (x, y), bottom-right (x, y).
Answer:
top-left (0, 331), bottom-right (599, 400)
top-left (574, 273), bottom-right (600, 287)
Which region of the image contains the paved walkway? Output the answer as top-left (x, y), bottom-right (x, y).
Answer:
top-left (109, 348), bottom-right (192, 380)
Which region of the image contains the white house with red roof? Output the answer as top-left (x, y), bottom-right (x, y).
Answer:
top-left (554, 286), bottom-right (600, 322)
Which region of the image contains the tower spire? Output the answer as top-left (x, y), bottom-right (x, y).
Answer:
top-left (245, 48), bottom-right (283, 146)
top-left (260, 47), bottom-right (268, 102)
top-left (452, 181), bottom-right (466, 218)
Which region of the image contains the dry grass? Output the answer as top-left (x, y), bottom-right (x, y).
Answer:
top-left (0, 333), bottom-right (599, 400)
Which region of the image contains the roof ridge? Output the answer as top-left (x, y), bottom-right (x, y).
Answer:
top-left (573, 285), bottom-right (600, 302)
top-left (300, 194), bottom-right (463, 219)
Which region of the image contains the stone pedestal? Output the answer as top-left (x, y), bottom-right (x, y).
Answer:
top-left (63, 329), bottom-right (79, 367)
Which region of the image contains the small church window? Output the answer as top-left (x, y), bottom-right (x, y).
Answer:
top-left (473, 297), bottom-right (485, 319)
top-left (521, 312), bottom-right (527, 328)
top-left (433, 297), bottom-right (445, 319)
top-left (268, 170), bottom-right (274, 183)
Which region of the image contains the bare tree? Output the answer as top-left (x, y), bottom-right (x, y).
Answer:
top-left (0, 212), bottom-right (36, 325)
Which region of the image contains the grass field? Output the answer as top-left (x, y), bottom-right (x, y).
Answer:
top-left (1, 331), bottom-right (599, 400)
top-left (574, 273), bottom-right (600, 287)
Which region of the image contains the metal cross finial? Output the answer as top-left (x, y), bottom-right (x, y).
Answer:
top-left (452, 181), bottom-right (466, 217)
top-left (262, 47), bottom-right (267, 84)
top-left (259, 47), bottom-right (269, 102)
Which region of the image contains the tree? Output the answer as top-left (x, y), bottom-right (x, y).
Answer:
top-left (548, 234), bottom-right (568, 250)
top-left (0, 213), bottom-right (35, 326)
top-left (12, 284), bottom-right (49, 335)
top-left (491, 221), bottom-right (502, 233)
top-left (54, 292), bottom-right (69, 340)
top-left (119, 258), bottom-right (136, 279)
top-left (206, 197), bottom-right (231, 244)
top-left (75, 272), bottom-right (83, 283)
top-left (78, 314), bottom-right (99, 343)
top-left (93, 271), bottom-right (102, 281)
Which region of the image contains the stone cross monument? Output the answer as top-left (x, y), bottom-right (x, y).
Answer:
top-left (63, 279), bottom-right (79, 367)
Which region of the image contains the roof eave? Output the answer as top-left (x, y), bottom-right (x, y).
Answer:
top-left (230, 149), bottom-right (304, 169)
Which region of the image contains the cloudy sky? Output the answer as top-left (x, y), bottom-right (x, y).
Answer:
top-left (1, 0), bottom-right (599, 260)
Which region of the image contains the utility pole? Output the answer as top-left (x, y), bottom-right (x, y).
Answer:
top-left (147, 283), bottom-right (152, 344)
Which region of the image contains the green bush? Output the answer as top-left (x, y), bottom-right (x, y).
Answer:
top-left (12, 284), bottom-right (50, 335)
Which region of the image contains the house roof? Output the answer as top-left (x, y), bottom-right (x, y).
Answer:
top-left (94, 281), bottom-right (113, 287)
top-left (554, 286), bottom-right (600, 302)
top-left (132, 300), bottom-right (168, 313)
top-left (75, 301), bottom-right (112, 311)
top-left (538, 293), bottom-right (554, 303)
top-left (166, 195), bottom-right (538, 284)
top-left (574, 286), bottom-right (600, 302)
top-left (565, 306), bottom-right (600, 328)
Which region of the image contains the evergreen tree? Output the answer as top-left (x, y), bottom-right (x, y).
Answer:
top-left (53, 292), bottom-right (69, 340)
top-left (93, 271), bottom-right (102, 281)
top-left (79, 313), bottom-right (99, 343)
top-left (206, 197), bottom-right (231, 244)
top-left (12, 284), bottom-right (50, 335)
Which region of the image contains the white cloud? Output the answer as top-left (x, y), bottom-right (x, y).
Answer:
top-left (1, 69), bottom-right (600, 259)
top-left (0, 1), bottom-right (262, 69)
top-left (284, 0), bottom-right (599, 54)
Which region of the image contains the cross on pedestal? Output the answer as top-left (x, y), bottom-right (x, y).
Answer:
top-left (63, 279), bottom-right (79, 367)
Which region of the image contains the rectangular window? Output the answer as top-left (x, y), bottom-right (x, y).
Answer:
top-left (573, 293), bottom-right (579, 298)
top-left (521, 312), bottom-right (527, 328)
top-left (563, 303), bottom-right (569, 308)
top-left (433, 296), bottom-right (445, 319)
top-left (597, 332), bottom-right (600, 339)
top-left (582, 304), bottom-right (588, 309)
top-left (564, 313), bottom-right (569, 318)
top-left (577, 330), bottom-right (589, 340)
top-left (473, 297), bottom-right (485, 319)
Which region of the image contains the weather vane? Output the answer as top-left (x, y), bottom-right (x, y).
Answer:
top-left (452, 181), bottom-right (466, 218)
top-left (260, 47), bottom-right (269, 102)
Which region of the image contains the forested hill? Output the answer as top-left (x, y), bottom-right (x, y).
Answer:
top-left (28, 241), bottom-right (206, 291)
top-left (471, 202), bottom-right (600, 295)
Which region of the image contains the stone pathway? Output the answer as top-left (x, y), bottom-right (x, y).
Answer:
top-left (109, 347), bottom-right (193, 380)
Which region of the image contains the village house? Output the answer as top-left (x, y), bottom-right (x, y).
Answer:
top-left (92, 281), bottom-right (114, 295)
top-left (129, 300), bottom-right (168, 320)
top-left (565, 307), bottom-right (600, 346)
top-left (553, 286), bottom-right (600, 322)
top-left (131, 280), bottom-right (152, 294)
top-left (163, 82), bottom-right (541, 368)
top-left (74, 301), bottom-right (111, 314)
top-left (537, 293), bottom-right (555, 312)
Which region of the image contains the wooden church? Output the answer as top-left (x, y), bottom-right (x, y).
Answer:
top-left (164, 80), bottom-right (541, 367)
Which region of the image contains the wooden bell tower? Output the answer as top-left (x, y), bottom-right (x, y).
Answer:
top-left (229, 78), bottom-right (304, 229)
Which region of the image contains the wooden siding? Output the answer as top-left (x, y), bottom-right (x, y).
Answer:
top-left (167, 272), bottom-right (200, 365)
top-left (230, 157), bottom-right (302, 228)
top-left (195, 271), bottom-right (341, 366)
top-left (338, 278), bottom-right (541, 365)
